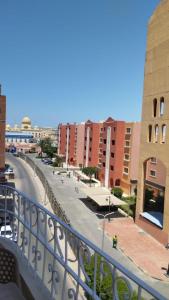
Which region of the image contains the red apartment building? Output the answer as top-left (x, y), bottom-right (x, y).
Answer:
top-left (58, 123), bottom-right (76, 166)
top-left (99, 117), bottom-right (125, 188)
top-left (83, 120), bottom-right (103, 168)
top-left (0, 86), bottom-right (6, 171)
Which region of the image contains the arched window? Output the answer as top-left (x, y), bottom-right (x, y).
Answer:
top-left (153, 98), bottom-right (157, 117)
top-left (154, 124), bottom-right (159, 143)
top-left (148, 125), bottom-right (152, 142)
top-left (160, 97), bottom-right (164, 116)
top-left (161, 124), bottom-right (166, 143)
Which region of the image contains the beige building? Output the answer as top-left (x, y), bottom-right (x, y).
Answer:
top-left (121, 122), bottom-right (141, 196)
top-left (136, 0), bottom-right (169, 245)
top-left (6, 117), bottom-right (57, 144)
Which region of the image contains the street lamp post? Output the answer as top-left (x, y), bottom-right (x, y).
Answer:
top-left (95, 212), bottom-right (114, 252)
top-left (106, 195), bottom-right (111, 219)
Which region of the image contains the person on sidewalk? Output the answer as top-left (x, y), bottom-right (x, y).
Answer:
top-left (112, 235), bottom-right (118, 249)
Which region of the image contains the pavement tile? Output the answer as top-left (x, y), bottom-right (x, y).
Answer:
top-left (103, 217), bottom-right (169, 281)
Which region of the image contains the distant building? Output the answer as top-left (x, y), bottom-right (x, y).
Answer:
top-left (6, 116), bottom-right (57, 143)
top-left (0, 86), bottom-right (6, 171)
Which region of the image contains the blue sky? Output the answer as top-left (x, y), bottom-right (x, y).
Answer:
top-left (0, 0), bottom-right (160, 127)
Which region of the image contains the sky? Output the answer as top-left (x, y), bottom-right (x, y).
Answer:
top-left (0, 0), bottom-right (160, 127)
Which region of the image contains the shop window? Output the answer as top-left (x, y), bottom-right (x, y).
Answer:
top-left (153, 98), bottom-right (157, 117)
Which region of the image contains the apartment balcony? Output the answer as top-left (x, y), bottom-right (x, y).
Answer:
top-left (0, 185), bottom-right (165, 300)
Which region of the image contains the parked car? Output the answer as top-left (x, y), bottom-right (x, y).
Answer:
top-left (4, 167), bottom-right (14, 175)
top-left (0, 225), bottom-right (17, 242)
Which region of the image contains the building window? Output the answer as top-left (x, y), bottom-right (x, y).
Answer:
top-left (154, 124), bottom-right (159, 143)
top-left (153, 98), bottom-right (157, 117)
top-left (112, 140), bottom-right (115, 145)
top-left (148, 125), bottom-right (152, 142)
top-left (84, 155), bottom-right (86, 159)
top-left (125, 141), bottom-right (130, 147)
top-left (89, 147), bottom-right (92, 151)
top-left (160, 97), bottom-right (164, 116)
top-left (103, 162), bottom-right (105, 167)
top-left (104, 139), bottom-right (106, 144)
top-left (150, 157), bottom-right (157, 164)
top-left (90, 138), bottom-right (92, 142)
top-left (124, 154), bottom-right (130, 161)
top-left (111, 152), bottom-right (114, 158)
top-left (161, 124), bottom-right (166, 143)
top-left (89, 157), bottom-right (91, 161)
top-left (150, 170), bottom-right (156, 177)
top-left (103, 151), bottom-right (106, 155)
top-left (114, 127), bottom-right (116, 132)
top-left (123, 167), bottom-right (128, 174)
top-left (110, 165), bottom-right (114, 171)
top-left (126, 128), bottom-right (131, 134)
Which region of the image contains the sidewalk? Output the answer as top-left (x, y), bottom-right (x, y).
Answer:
top-left (104, 217), bottom-right (169, 281)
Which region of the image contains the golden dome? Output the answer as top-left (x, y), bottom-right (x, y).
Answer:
top-left (22, 116), bottom-right (31, 125)
top-left (6, 124), bottom-right (10, 129)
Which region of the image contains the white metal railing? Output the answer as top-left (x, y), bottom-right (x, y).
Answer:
top-left (0, 185), bottom-right (167, 300)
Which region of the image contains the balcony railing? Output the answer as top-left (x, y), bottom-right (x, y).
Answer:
top-left (0, 185), bottom-right (166, 300)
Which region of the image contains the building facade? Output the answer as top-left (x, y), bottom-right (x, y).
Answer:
top-left (58, 123), bottom-right (77, 166)
top-left (99, 117), bottom-right (125, 188)
top-left (121, 122), bottom-right (141, 195)
top-left (83, 120), bottom-right (103, 168)
top-left (0, 87), bottom-right (6, 170)
top-left (136, 0), bottom-right (169, 245)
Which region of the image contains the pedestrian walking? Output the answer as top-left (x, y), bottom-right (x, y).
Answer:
top-left (112, 235), bottom-right (118, 249)
top-left (53, 170), bottom-right (55, 175)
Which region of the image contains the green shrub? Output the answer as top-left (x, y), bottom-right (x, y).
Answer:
top-left (111, 187), bottom-right (123, 199)
top-left (84, 254), bottom-right (144, 299)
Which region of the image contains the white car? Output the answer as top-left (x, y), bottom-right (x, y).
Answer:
top-left (0, 225), bottom-right (17, 242)
top-left (4, 168), bottom-right (14, 175)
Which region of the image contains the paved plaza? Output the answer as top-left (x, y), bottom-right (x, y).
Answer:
top-left (104, 217), bottom-right (169, 281)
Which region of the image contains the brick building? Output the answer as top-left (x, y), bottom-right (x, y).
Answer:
top-left (99, 117), bottom-right (125, 188)
top-left (83, 120), bottom-right (103, 168)
top-left (0, 86), bottom-right (6, 171)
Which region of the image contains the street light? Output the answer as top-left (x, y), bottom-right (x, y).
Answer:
top-left (95, 212), bottom-right (114, 252)
top-left (106, 195), bottom-right (111, 217)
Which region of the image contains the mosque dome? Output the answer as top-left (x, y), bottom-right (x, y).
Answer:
top-left (22, 116), bottom-right (31, 125)
top-left (21, 116), bottom-right (32, 129)
top-left (6, 124), bottom-right (11, 130)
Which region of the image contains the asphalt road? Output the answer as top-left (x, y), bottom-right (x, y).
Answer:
top-left (6, 153), bottom-right (40, 201)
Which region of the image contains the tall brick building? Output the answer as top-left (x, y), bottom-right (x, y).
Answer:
top-left (83, 120), bottom-right (103, 168)
top-left (0, 86), bottom-right (6, 171)
top-left (99, 117), bottom-right (125, 188)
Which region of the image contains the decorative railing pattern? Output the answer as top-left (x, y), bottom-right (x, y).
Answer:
top-left (0, 185), bottom-right (166, 300)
